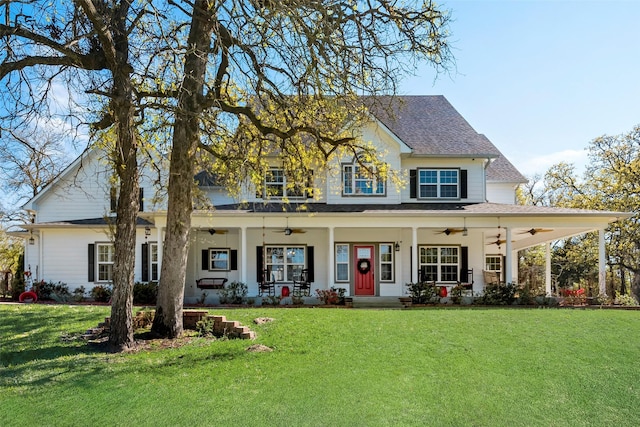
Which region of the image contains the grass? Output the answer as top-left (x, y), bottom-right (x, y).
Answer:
top-left (2, 304), bottom-right (640, 426)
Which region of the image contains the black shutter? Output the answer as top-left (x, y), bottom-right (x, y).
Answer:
top-left (230, 250), bottom-right (238, 270)
top-left (460, 246), bottom-right (468, 283)
top-left (88, 244), bottom-right (95, 282)
top-left (307, 246), bottom-right (314, 282)
top-left (460, 169), bottom-right (468, 199)
top-left (142, 243), bottom-right (149, 282)
top-left (256, 246), bottom-right (264, 281)
top-left (139, 188), bottom-right (144, 211)
top-left (202, 249), bottom-right (209, 271)
top-left (409, 169), bottom-right (417, 199)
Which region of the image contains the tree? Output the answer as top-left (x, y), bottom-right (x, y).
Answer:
top-left (0, 129), bottom-right (68, 223)
top-left (538, 127), bottom-right (640, 300)
top-left (1, 0), bottom-right (147, 350)
top-left (150, 0), bottom-right (452, 337)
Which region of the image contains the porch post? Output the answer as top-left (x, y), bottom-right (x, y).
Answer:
top-left (545, 242), bottom-right (552, 295)
top-left (328, 226), bottom-right (335, 290)
top-left (599, 227), bottom-right (606, 296)
top-left (505, 227), bottom-right (513, 284)
top-left (411, 227), bottom-right (418, 283)
top-left (240, 226), bottom-right (247, 284)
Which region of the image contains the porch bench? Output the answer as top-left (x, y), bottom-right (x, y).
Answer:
top-left (196, 277), bottom-right (228, 290)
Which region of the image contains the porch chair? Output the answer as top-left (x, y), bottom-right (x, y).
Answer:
top-left (292, 269), bottom-right (311, 296)
top-left (482, 270), bottom-right (500, 286)
top-left (258, 269), bottom-right (275, 296)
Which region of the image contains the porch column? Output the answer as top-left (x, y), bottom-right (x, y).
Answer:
top-left (599, 227), bottom-right (606, 296)
top-left (328, 226), bottom-right (335, 291)
top-left (545, 242), bottom-right (552, 295)
top-left (240, 226), bottom-right (247, 284)
top-left (505, 227), bottom-right (513, 284)
top-left (411, 227), bottom-right (418, 283)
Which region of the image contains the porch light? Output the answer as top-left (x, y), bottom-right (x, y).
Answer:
top-left (145, 226), bottom-right (151, 238)
top-left (395, 242), bottom-right (400, 252)
top-left (28, 234), bottom-right (35, 245)
top-left (463, 227), bottom-right (468, 236)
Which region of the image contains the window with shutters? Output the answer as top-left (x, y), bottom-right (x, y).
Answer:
top-left (208, 249), bottom-right (230, 271)
top-left (418, 169), bottom-right (459, 199)
top-left (419, 246), bottom-right (459, 283)
top-left (97, 243), bottom-right (114, 282)
top-left (264, 246), bottom-right (305, 282)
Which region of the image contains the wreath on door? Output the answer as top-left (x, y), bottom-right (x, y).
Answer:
top-left (357, 259), bottom-right (371, 275)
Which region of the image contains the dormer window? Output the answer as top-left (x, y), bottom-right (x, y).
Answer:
top-left (342, 160), bottom-right (385, 196)
top-left (260, 168), bottom-right (310, 200)
top-left (418, 169), bottom-right (459, 199)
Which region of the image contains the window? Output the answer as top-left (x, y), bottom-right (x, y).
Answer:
top-left (419, 246), bottom-right (459, 282)
top-left (265, 246), bottom-right (305, 282)
top-left (261, 168), bottom-right (308, 199)
top-left (379, 243), bottom-right (394, 281)
top-left (150, 243), bottom-right (159, 281)
top-left (97, 243), bottom-right (114, 282)
top-left (208, 249), bottom-right (230, 271)
top-left (335, 244), bottom-right (350, 282)
top-left (342, 161), bottom-right (385, 196)
top-left (485, 255), bottom-right (502, 276)
top-left (418, 169), bottom-right (459, 199)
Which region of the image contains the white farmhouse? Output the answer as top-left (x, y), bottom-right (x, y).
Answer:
top-left (20, 96), bottom-right (625, 301)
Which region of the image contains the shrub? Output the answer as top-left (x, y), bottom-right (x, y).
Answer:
top-left (477, 283), bottom-right (517, 305)
top-left (315, 287), bottom-right (346, 305)
top-left (614, 292), bottom-right (638, 307)
top-left (133, 281), bottom-right (158, 304)
top-left (72, 286), bottom-right (86, 302)
top-left (219, 281), bottom-right (247, 304)
top-left (90, 284), bottom-right (112, 302)
top-left (406, 282), bottom-right (438, 304)
top-left (35, 281), bottom-right (71, 301)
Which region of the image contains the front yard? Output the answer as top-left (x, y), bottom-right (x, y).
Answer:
top-left (1, 304), bottom-right (639, 426)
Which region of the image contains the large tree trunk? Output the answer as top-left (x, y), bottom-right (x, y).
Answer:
top-left (106, 3), bottom-right (138, 351)
top-left (631, 269), bottom-right (640, 303)
top-left (152, 0), bottom-right (214, 338)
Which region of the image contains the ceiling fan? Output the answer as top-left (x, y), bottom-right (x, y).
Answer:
top-left (273, 227), bottom-right (306, 235)
top-left (205, 228), bottom-right (228, 235)
top-left (519, 228), bottom-right (553, 235)
top-left (436, 228), bottom-right (466, 235)
top-left (273, 218), bottom-right (306, 235)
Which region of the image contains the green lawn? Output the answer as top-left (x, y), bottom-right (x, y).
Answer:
top-left (1, 304), bottom-right (639, 426)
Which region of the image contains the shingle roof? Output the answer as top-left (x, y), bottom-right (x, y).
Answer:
top-left (366, 96), bottom-right (526, 183)
top-left (213, 202), bottom-right (621, 217)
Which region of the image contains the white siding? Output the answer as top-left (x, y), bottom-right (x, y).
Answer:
top-left (486, 182), bottom-right (518, 204)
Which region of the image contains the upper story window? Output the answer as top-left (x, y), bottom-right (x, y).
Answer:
top-left (418, 169), bottom-right (459, 199)
top-left (261, 168), bottom-right (309, 200)
top-left (342, 161), bottom-right (385, 196)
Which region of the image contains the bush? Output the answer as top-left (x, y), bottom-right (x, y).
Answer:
top-left (315, 287), bottom-right (346, 305)
top-left (133, 282), bottom-right (158, 304)
top-left (35, 281), bottom-right (71, 302)
top-left (72, 286), bottom-right (86, 302)
top-left (406, 282), bottom-right (438, 304)
top-left (90, 284), bottom-right (112, 302)
top-left (477, 283), bottom-right (518, 305)
top-left (614, 292), bottom-right (638, 307)
top-left (219, 281), bottom-right (247, 304)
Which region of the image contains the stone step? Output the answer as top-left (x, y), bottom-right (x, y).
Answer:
top-left (349, 296), bottom-right (405, 309)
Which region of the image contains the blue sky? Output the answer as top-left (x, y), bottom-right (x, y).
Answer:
top-left (400, 0), bottom-right (640, 177)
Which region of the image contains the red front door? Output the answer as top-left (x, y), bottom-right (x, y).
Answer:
top-left (354, 245), bottom-right (375, 296)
